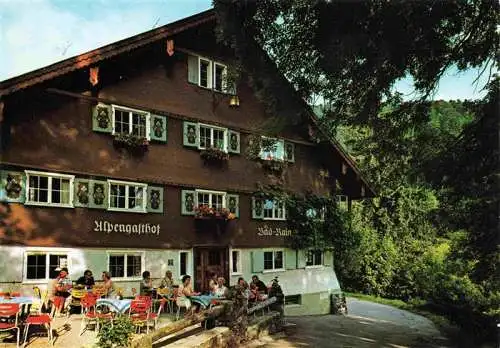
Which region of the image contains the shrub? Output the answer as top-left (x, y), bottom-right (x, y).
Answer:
top-left (96, 316), bottom-right (135, 348)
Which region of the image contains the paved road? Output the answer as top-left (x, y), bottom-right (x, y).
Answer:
top-left (245, 297), bottom-right (451, 348)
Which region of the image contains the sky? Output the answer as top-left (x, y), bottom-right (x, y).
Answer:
top-left (0, 0), bottom-right (492, 100)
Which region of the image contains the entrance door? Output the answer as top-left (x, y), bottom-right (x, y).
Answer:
top-left (194, 247), bottom-right (228, 293)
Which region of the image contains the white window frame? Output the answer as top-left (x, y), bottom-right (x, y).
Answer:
top-left (230, 248), bottom-right (242, 275)
top-left (305, 249), bottom-right (324, 268)
top-left (337, 195), bottom-right (349, 211)
top-left (178, 250), bottom-right (191, 278)
top-left (198, 57), bottom-right (213, 89)
top-left (107, 179), bottom-right (147, 213)
top-left (263, 198), bottom-right (286, 221)
top-left (263, 249), bottom-right (285, 273)
top-left (213, 61), bottom-right (227, 92)
top-left (111, 105), bottom-right (151, 140)
top-left (106, 251), bottom-right (145, 281)
top-left (25, 170), bottom-right (74, 208)
top-left (198, 123), bottom-right (228, 152)
top-left (23, 250), bottom-right (70, 283)
top-left (195, 189), bottom-right (227, 209)
top-left (260, 136), bottom-right (285, 161)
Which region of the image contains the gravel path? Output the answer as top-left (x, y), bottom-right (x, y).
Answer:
top-left (245, 297), bottom-right (451, 348)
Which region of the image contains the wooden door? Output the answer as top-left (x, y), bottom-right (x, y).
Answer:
top-left (194, 247), bottom-right (228, 293)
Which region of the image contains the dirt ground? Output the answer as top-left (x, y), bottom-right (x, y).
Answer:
top-left (245, 297), bottom-right (452, 348)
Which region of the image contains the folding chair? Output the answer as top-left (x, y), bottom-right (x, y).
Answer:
top-left (22, 299), bottom-right (53, 347)
top-left (0, 303), bottom-right (21, 348)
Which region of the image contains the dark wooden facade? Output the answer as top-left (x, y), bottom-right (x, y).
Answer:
top-left (0, 11), bottom-right (372, 291)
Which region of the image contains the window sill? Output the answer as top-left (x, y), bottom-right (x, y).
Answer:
top-left (305, 265), bottom-right (324, 269)
top-left (263, 218), bottom-right (287, 221)
top-left (107, 208), bottom-right (147, 214)
top-left (22, 279), bottom-right (50, 284)
top-left (25, 202), bottom-right (74, 208)
top-left (110, 277), bottom-right (143, 282)
top-left (263, 269), bottom-right (286, 274)
top-left (230, 272), bottom-right (243, 276)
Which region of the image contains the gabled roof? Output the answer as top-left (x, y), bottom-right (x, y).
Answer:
top-left (0, 8), bottom-right (375, 198)
top-left (0, 9), bottom-right (215, 96)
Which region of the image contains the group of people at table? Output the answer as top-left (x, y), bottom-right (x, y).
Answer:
top-left (42, 267), bottom-right (271, 316)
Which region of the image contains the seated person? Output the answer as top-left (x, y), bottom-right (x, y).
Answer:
top-left (249, 283), bottom-right (261, 302)
top-left (76, 269), bottom-right (95, 288)
top-left (208, 272), bottom-right (218, 295)
top-left (238, 277), bottom-right (252, 300)
top-left (214, 277), bottom-right (228, 298)
top-left (54, 268), bottom-right (72, 298)
top-left (101, 271), bottom-right (116, 298)
top-left (140, 271), bottom-right (153, 295)
top-left (177, 275), bottom-right (200, 316)
top-left (251, 275), bottom-right (268, 293)
top-left (159, 270), bottom-right (175, 290)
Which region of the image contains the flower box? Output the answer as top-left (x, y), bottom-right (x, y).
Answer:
top-left (194, 205), bottom-right (236, 221)
top-left (200, 147), bottom-right (229, 163)
top-left (113, 134), bottom-right (149, 154)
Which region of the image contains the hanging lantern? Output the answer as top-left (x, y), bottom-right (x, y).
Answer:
top-left (229, 95), bottom-right (240, 107)
top-left (166, 39), bottom-right (174, 56)
top-left (89, 66), bottom-right (99, 86)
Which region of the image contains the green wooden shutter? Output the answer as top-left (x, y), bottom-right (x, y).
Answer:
top-left (181, 190), bottom-right (196, 215)
top-left (227, 130), bottom-right (240, 154)
top-left (73, 179), bottom-right (90, 207)
top-left (147, 186), bottom-right (164, 213)
top-left (226, 194), bottom-right (239, 218)
top-left (187, 55), bottom-right (199, 84)
top-left (89, 180), bottom-right (108, 209)
top-left (149, 115), bottom-right (167, 143)
top-left (92, 103), bottom-right (112, 133)
top-left (251, 251), bottom-right (264, 273)
top-left (0, 170), bottom-right (26, 203)
top-left (252, 196), bottom-right (264, 219)
top-left (285, 249), bottom-right (297, 270)
top-left (284, 142), bottom-right (295, 163)
top-left (183, 122), bottom-right (199, 148)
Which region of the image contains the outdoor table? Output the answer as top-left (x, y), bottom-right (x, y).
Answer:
top-left (96, 298), bottom-right (132, 314)
top-left (188, 295), bottom-right (221, 309)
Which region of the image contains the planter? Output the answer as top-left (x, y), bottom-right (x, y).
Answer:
top-left (113, 135), bottom-right (149, 155)
top-left (261, 159), bottom-right (286, 174)
top-left (200, 147), bottom-right (229, 166)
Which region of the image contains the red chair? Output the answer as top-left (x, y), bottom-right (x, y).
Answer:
top-left (0, 303), bottom-right (21, 348)
top-left (22, 299), bottom-right (53, 347)
top-left (128, 300), bottom-right (150, 334)
top-left (148, 298), bottom-right (166, 331)
top-left (50, 296), bottom-right (66, 317)
top-left (79, 295), bottom-right (97, 336)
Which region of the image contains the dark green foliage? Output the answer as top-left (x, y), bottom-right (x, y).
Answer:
top-left (96, 315), bottom-right (135, 348)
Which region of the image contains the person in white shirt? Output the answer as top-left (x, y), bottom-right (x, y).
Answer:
top-left (214, 277), bottom-right (228, 298)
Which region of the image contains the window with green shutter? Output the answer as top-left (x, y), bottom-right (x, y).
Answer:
top-left (226, 194), bottom-right (239, 218)
top-left (149, 115), bottom-right (167, 143)
top-left (181, 190), bottom-right (196, 215)
top-left (251, 251), bottom-right (264, 273)
top-left (252, 196), bottom-right (264, 219)
top-left (89, 180), bottom-right (108, 209)
top-left (183, 122), bottom-right (199, 148)
top-left (147, 186), bottom-right (164, 213)
top-left (92, 103), bottom-right (112, 133)
top-left (74, 179), bottom-right (90, 207)
top-left (0, 170), bottom-right (26, 203)
top-left (284, 142), bottom-right (295, 162)
top-left (228, 130), bottom-right (240, 154)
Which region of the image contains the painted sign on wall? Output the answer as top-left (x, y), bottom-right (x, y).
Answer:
top-left (94, 220), bottom-right (160, 236)
top-left (257, 225), bottom-right (292, 237)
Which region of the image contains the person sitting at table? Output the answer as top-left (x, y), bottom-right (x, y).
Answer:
top-left (177, 275), bottom-right (200, 317)
top-left (50, 267), bottom-right (72, 315)
top-left (140, 271), bottom-right (153, 295)
top-left (238, 277), bottom-right (252, 301)
top-left (251, 275), bottom-right (268, 293)
top-left (214, 277), bottom-right (228, 298)
top-left (159, 270), bottom-right (174, 290)
top-left (76, 269), bottom-right (95, 289)
top-left (208, 272), bottom-right (218, 295)
top-left (101, 271), bottom-right (116, 298)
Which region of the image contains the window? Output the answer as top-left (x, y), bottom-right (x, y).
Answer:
top-left (213, 62), bottom-right (227, 92)
top-left (264, 250), bottom-right (284, 271)
top-left (108, 180), bottom-right (147, 212)
top-left (25, 171), bottom-right (74, 207)
top-left (179, 251), bottom-right (188, 276)
top-left (25, 252), bottom-right (68, 281)
top-left (196, 189), bottom-right (226, 210)
top-left (337, 195), bottom-right (348, 211)
top-left (285, 295), bottom-right (302, 305)
top-left (108, 253), bottom-right (143, 279)
top-left (260, 137), bottom-right (285, 161)
top-left (231, 249), bottom-right (242, 274)
top-left (112, 105), bottom-right (150, 140)
top-left (199, 124), bottom-right (227, 151)
top-left (263, 199), bottom-right (286, 220)
top-left (199, 58), bottom-right (212, 88)
top-left (306, 250), bottom-right (323, 267)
